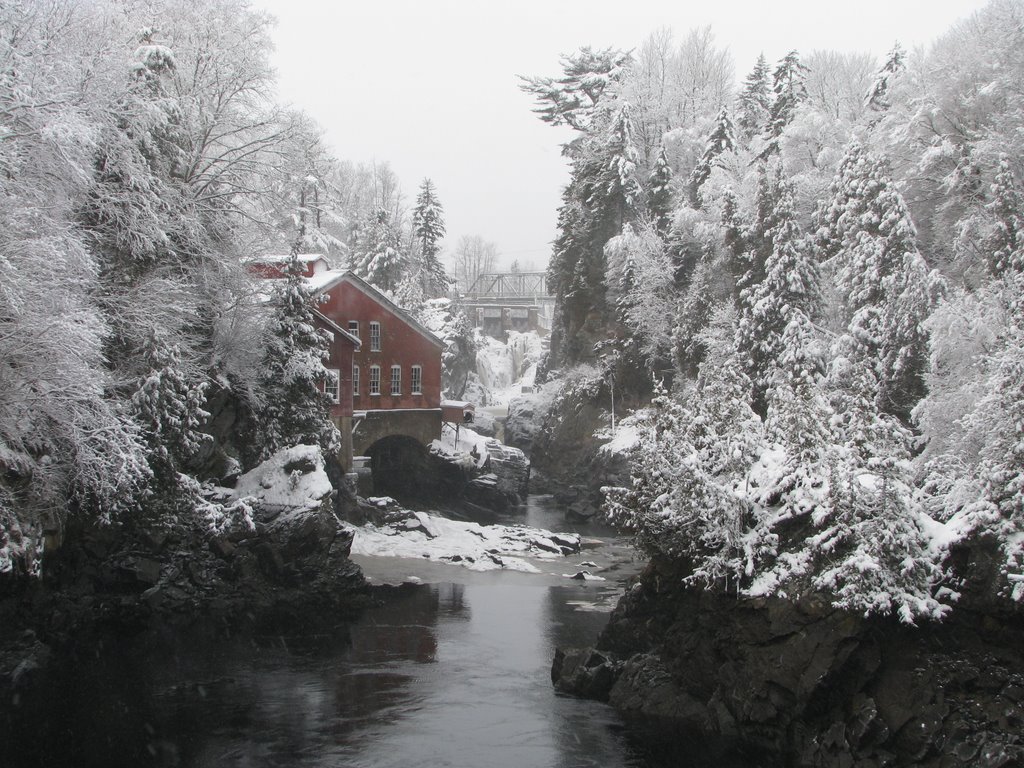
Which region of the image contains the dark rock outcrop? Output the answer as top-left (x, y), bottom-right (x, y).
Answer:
top-left (553, 556), bottom-right (1024, 767)
top-left (483, 439), bottom-right (530, 505)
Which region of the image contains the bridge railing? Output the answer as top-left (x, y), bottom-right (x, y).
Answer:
top-left (465, 271), bottom-right (549, 299)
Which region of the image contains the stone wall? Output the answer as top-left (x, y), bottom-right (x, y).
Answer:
top-left (352, 409), bottom-right (442, 457)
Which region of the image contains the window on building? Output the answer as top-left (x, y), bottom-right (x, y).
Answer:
top-left (369, 365), bottom-right (381, 395)
top-left (369, 321), bottom-right (381, 351)
top-left (411, 365), bottom-right (422, 395)
top-left (391, 365), bottom-right (401, 395)
top-left (348, 320), bottom-right (359, 339)
top-left (325, 369), bottom-right (340, 404)
top-left (352, 364), bottom-right (360, 398)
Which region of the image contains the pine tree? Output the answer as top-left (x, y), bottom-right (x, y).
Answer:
top-left (352, 207), bottom-right (404, 293)
top-left (759, 51), bottom-right (809, 161)
top-left (865, 42), bottom-right (906, 113)
top-left (131, 328), bottom-right (209, 486)
top-left (518, 46), bottom-right (631, 132)
top-left (258, 253), bottom-right (340, 460)
top-left (721, 189), bottom-right (748, 305)
top-left (765, 311), bottom-right (829, 461)
top-left (736, 54), bottom-right (772, 142)
top-left (739, 176), bottom-right (819, 411)
top-left (647, 143), bottom-right (674, 234)
top-left (810, 444), bottom-right (947, 621)
top-left (688, 106), bottom-right (736, 207)
top-left (412, 178), bottom-right (451, 297)
top-left (673, 249), bottom-right (716, 375)
top-left (986, 156), bottom-right (1024, 277)
top-left (86, 27), bottom-right (195, 287)
top-left (592, 103), bottom-right (643, 228)
top-left (815, 143), bottom-right (938, 422)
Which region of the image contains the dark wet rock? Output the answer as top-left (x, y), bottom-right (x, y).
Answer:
top-left (552, 556), bottom-right (1024, 767)
top-left (463, 474), bottom-right (509, 514)
top-left (131, 557), bottom-right (162, 585)
top-left (504, 395), bottom-right (541, 452)
top-left (552, 647), bottom-right (620, 700)
top-left (0, 453), bottom-right (370, 674)
top-left (484, 439), bottom-right (530, 505)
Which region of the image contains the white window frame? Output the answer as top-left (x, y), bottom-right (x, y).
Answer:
top-left (390, 365), bottom-right (401, 396)
top-left (369, 321), bottom-right (381, 352)
top-left (348, 320), bottom-right (359, 339)
top-left (352, 364), bottom-right (360, 398)
top-left (411, 365), bottom-right (422, 395)
top-left (369, 365), bottom-right (381, 396)
top-left (325, 368), bottom-right (340, 404)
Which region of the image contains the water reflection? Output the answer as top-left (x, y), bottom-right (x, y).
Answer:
top-left (6, 580), bottom-right (647, 768)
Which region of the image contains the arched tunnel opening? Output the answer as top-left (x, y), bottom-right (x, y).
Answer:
top-left (366, 435), bottom-right (464, 502)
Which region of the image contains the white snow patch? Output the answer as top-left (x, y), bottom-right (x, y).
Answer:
top-left (596, 409), bottom-right (649, 457)
top-left (231, 444), bottom-right (332, 514)
top-left (431, 423), bottom-right (491, 468)
top-left (348, 510), bottom-right (579, 573)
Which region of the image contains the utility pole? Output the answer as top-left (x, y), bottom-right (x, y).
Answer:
top-left (609, 369), bottom-right (616, 436)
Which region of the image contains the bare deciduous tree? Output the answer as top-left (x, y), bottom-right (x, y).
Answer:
top-left (451, 235), bottom-right (498, 293)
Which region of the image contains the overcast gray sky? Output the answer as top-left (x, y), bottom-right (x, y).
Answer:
top-left (254, 0), bottom-right (990, 271)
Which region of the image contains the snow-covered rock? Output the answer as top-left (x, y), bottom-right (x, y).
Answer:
top-left (348, 507), bottom-right (580, 573)
top-left (231, 444), bottom-right (333, 517)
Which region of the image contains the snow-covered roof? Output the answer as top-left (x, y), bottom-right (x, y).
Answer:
top-left (243, 253), bottom-right (331, 266)
top-left (441, 399), bottom-right (475, 410)
top-left (311, 309), bottom-right (361, 347)
top-left (305, 270), bottom-right (445, 349)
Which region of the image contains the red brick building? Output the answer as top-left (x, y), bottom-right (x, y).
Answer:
top-left (311, 309), bottom-right (360, 468)
top-left (308, 271), bottom-right (444, 413)
top-left (248, 261), bottom-right (446, 479)
top-left (306, 273), bottom-right (446, 464)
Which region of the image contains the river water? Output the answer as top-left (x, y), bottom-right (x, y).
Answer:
top-left (7, 497), bottom-right (662, 768)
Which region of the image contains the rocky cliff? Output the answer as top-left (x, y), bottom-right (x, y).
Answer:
top-left (553, 553), bottom-right (1024, 767)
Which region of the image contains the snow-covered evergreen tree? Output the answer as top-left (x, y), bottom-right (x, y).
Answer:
top-left (132, 329), bottom-right (209, 486)
top-left (759, 51), bottom-right (809, 160)
top-left (647, 144), bottom-right (674, 234)
top-left (815, 143), bottom-right (939, 422)
top-left (594, 103), bottom-right (643, 228)
top-left (720, 189), bottom-right (748, 304)
top-left (738, 175), bottom-right (819, 411)
top-left (412, 178), bottom-right (451, 297)
top-left (688, 106), bottom-right (736, 207)
top-left (258, 254), bottom-right (340, 460)
top-left (865, 42), bottom-right (906, 113)
top-left (352, 207), bottom-right (404, 293)
top-left (736, 54), bottom-right (772, 142)
top-left (986, 156), bottom-right (1024, 277)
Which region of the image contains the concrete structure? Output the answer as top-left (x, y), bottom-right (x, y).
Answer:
top-left (462, 271), bottom-right (554, 338)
